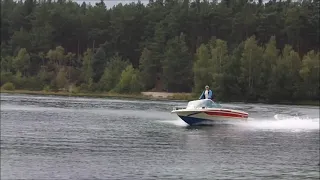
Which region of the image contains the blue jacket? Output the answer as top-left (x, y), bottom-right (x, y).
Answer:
top-left (199, 90), bottom-right (214, 99)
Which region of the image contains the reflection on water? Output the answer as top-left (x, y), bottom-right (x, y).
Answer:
top-left (1, 93), bottom-right (319, 179)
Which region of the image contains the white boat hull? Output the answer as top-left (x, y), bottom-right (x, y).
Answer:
top-left (172, 109), bottom-right (248, 126)
top-left (171, 99), bottom-right (249, 126)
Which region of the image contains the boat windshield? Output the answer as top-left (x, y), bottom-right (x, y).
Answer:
top-left (186, 99), bottom-right (222, 109)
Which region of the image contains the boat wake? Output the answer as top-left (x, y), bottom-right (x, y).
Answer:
top-left (158, 119), bottom-right (189, 127)
top-left (160, 114), bottom-right (319, 131)
top-left (239, 114), bottom-right (319, 131)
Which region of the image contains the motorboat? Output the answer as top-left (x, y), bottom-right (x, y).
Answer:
top-left (171, 99), bottom-right (249, 126)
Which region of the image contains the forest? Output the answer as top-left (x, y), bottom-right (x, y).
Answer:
top-left (0, 0), bottom-right (319, 103)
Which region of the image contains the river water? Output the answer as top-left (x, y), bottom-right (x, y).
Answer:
top-left (1, 93), bottom-right (319, 180)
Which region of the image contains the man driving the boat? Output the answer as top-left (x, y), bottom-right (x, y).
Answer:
top-left (199, 85), bottom-right (214, 100)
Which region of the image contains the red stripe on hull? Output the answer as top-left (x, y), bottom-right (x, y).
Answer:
top-left (204, 111), bottom-right (248, 118)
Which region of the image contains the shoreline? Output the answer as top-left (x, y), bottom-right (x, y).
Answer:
top-left (0, 90), bottom-right (194, 102)
top-left (0, 90), bottom-right (319, 106)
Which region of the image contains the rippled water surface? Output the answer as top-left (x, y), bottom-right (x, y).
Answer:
top-left (1, 93), bottom-right (319, 179)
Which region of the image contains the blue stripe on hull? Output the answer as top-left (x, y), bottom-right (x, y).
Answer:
top-left (178, 116), bottom-right (213, 126)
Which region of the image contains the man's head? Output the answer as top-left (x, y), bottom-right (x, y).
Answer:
top-left (205, 85), bottom-right (209, 90)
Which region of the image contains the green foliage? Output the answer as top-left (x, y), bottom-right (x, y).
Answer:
top-left (0, 71), bottom-right (14, 86)
top-left (13, 71), bottom-right (24, 89)
top-left (43, 85), bottom-right (51, 92)
top-left (193, 44), bottom-right (213, 93)
top-left (268, 45), bottom-right (302, 101)
top-left (162, 33), bottom-right (193, 92)
top-left (239, 35), bottom-right (264, 100)
top-left (92, 47), bottom-right (107, 82)
top-left (210, 39), bottom-right (230, 99)
top-left (1, 56), bottom-right (13, 72)
top-left (12, 48), bottom-right (30, 75)
top-left (139, 47), bottom-right (156, 91)
top-left (99, 55), bottom-right (129, 92)
top-left (262, 36), bottom-right (279, 99)
top-left (299, 50), bottom-right (320, 100)
top-left (55, 68), bottom-right (68, 89)
top-left (0, 0), bottom-right (318, 103)
top-left (114, 64), bottom-right (141, 93)
top-left (46, 46), bottom-right (65, 67)
top-left (82, 48), bottom-right (94, 84)
top-left (1, 82), bottom-right (15, 91)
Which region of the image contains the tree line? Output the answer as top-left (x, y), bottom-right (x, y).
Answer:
top-left (0, 0), bottom-right (319, 103)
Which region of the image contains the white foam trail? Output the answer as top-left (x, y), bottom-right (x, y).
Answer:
top-left (241, 114), bottom-right (319, 131)
top-left (157, 119), bottom-right (188, 127)
top-left (160, 114), bottom-right (319, 131)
